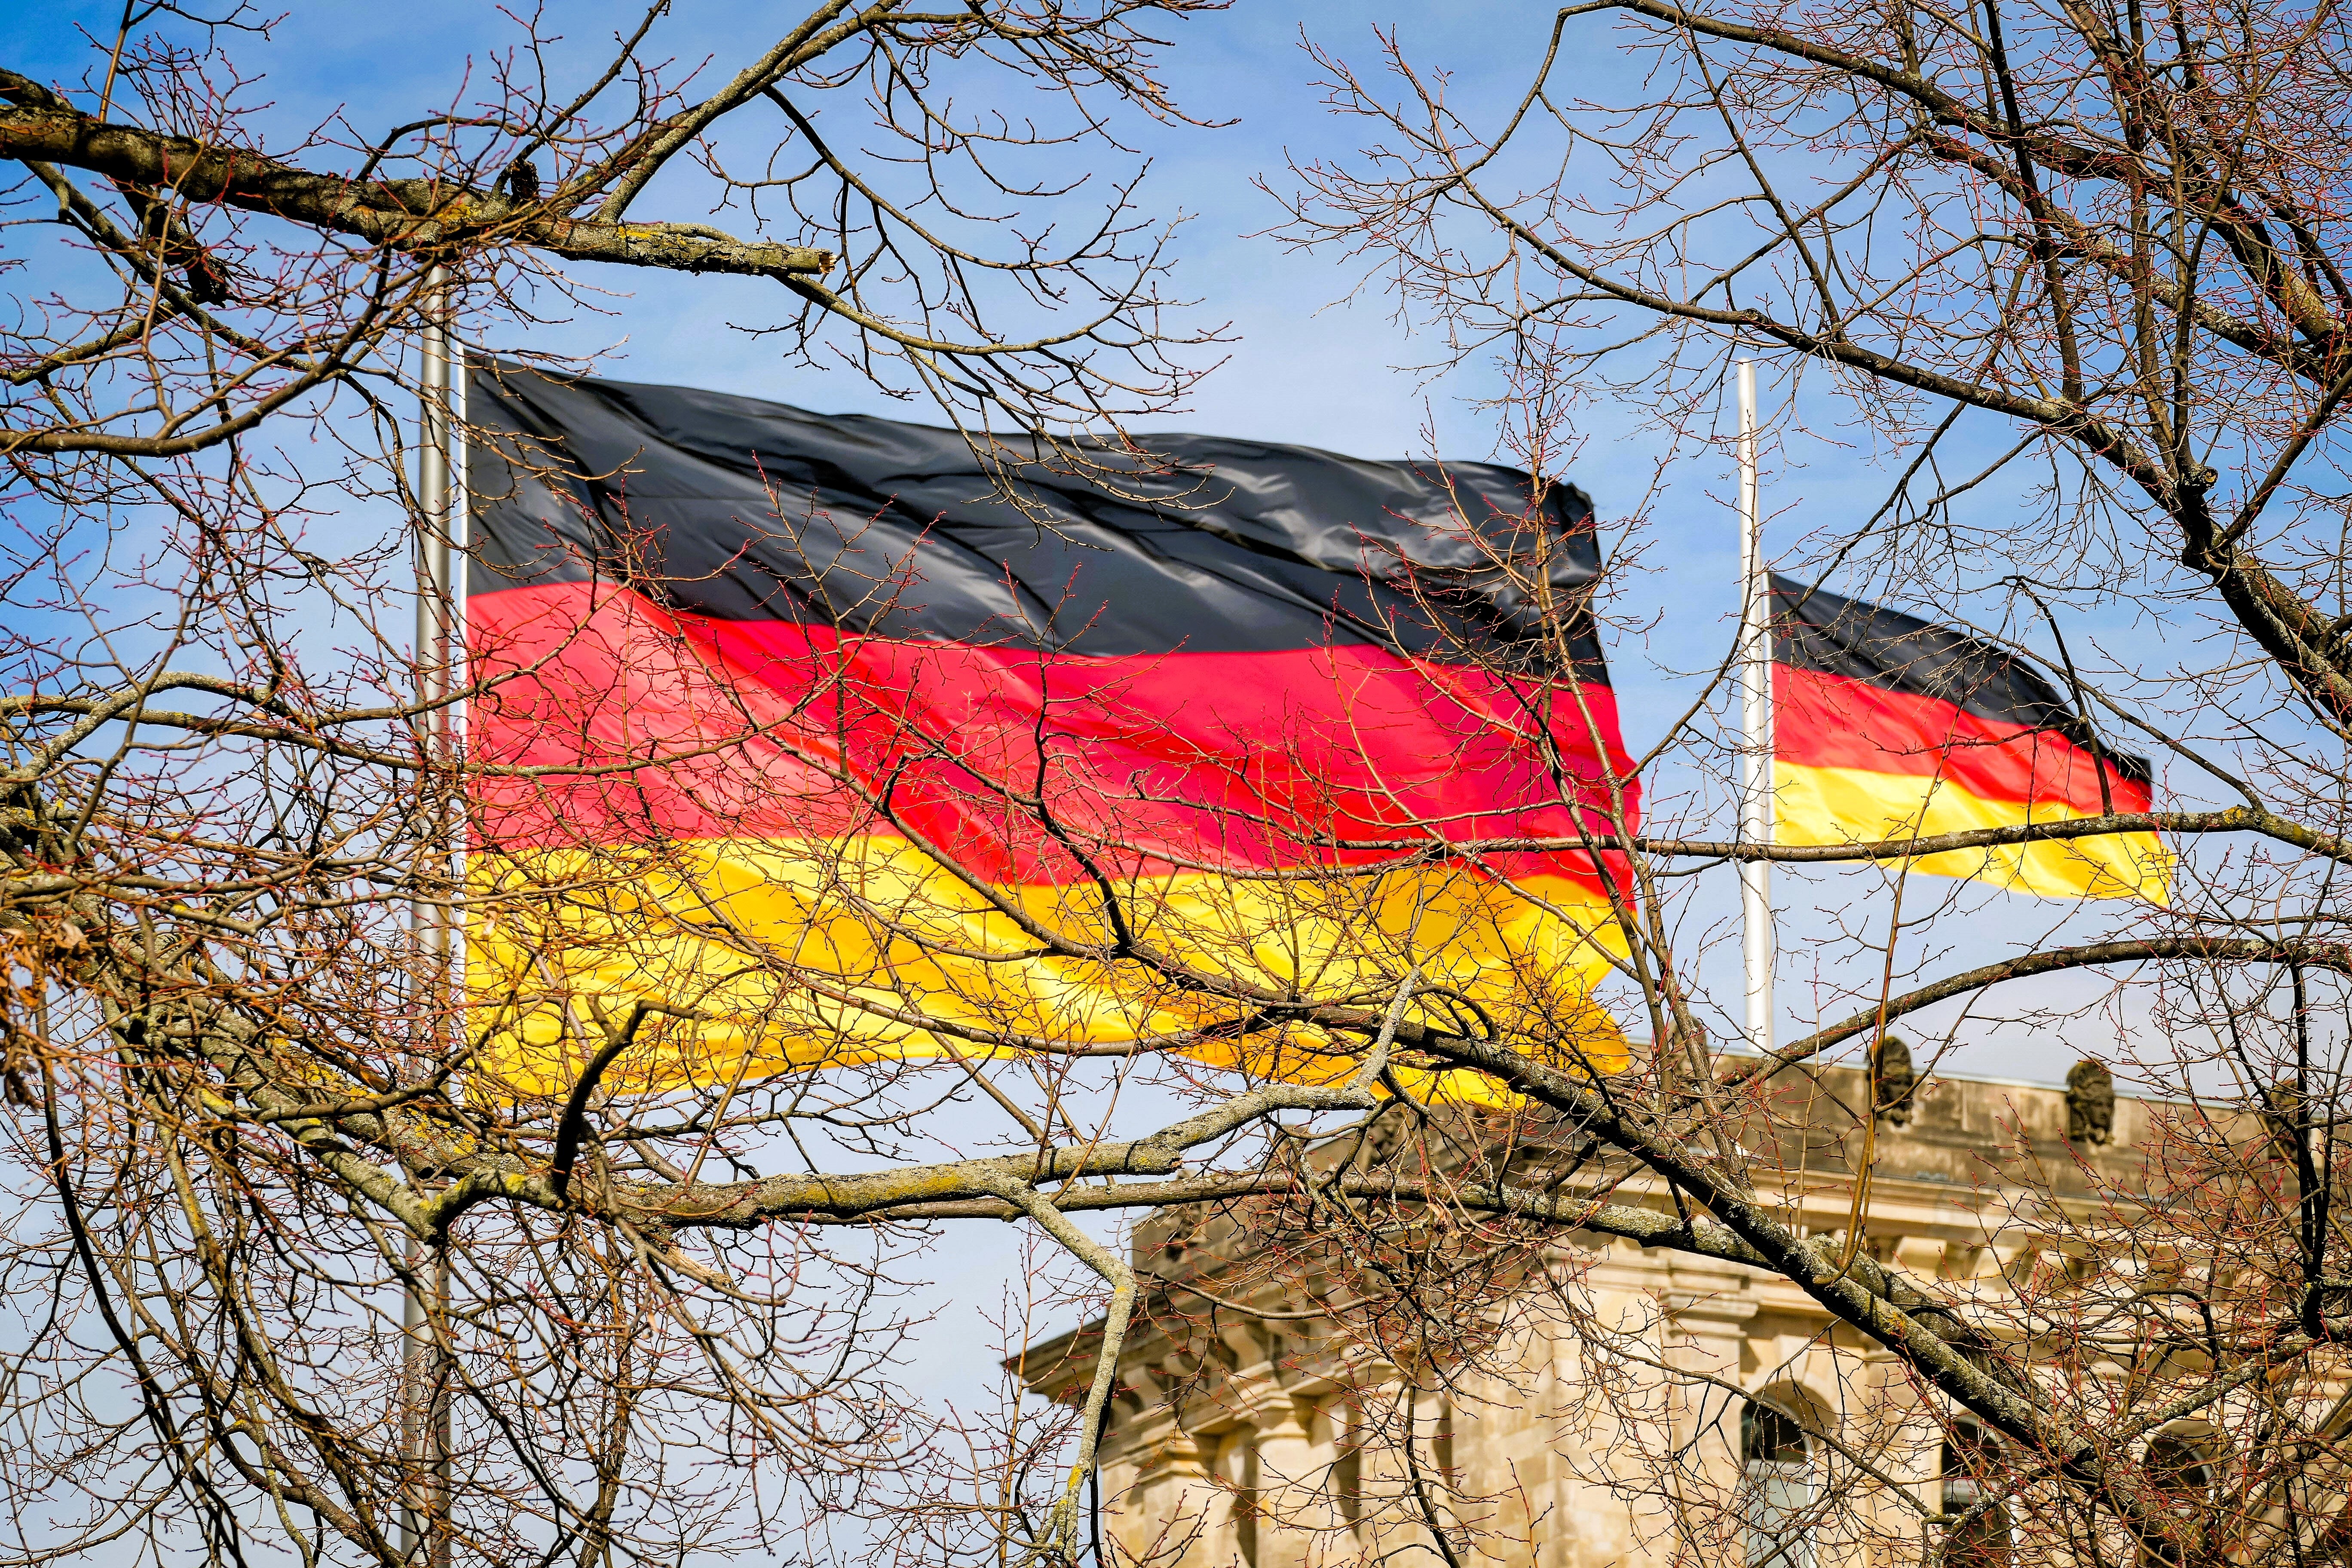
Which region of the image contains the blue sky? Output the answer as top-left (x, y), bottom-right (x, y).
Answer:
top-left (3, 0), bottom-right (1552, 450)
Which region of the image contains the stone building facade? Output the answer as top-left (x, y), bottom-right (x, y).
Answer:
top-left (1020, 1060), bottom-right (2184, 1568)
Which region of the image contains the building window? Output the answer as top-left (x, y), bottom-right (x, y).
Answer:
top-left (1740, 1400), bottom-right (1816, 1568)
top-left (1941, 1424), bottom-right (2011, 1568)
top-left (2141, 1435), bottom-right (2210, 1567)
top-left (2145, 1435), bottom-right (2209, 1504)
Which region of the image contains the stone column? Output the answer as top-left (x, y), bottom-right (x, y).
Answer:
top-left (1210, 1425), bottom-right (1255, 1568)
top-left (1104, 1408), bottom-right (1219, 1568)
top-left (1858, 1237), bottom-right (1945, 1568)
top-left (1662, 1262), bottom-right (1763, 1562)
top-left (1244, 1389), bottom-right (1321, 1568)
top-left (1542, 1237), bottom-right (1658, 1568)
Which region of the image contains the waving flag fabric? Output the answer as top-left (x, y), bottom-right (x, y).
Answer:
top-left (1771, 577), bottom-right (2169, 901)
top-left (460, 364), bottom-right (1637, 1094)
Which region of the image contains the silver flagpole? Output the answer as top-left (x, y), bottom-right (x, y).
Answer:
top-left (403, 263), bottom-right (456, 1567)
top-left (1736, 358), bottom-right (1775, 1055)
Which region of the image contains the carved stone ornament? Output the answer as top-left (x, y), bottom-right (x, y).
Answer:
top-left (2066, 1059), bottom-right (2116, 1145)
top-left (1873, 1035), bottom-right (1918, 1126)
top-left (1352, 1105), bottom-right (1407, 1168)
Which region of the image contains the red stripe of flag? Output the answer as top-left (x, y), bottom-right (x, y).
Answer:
top-left (472, 582), bottom-right (1635, 891)
top-left (1776, 664), bottom-right (2150, 816)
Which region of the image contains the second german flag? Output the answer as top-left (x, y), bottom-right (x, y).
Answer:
top-left (1771, 577), bottom-right (2170, 902)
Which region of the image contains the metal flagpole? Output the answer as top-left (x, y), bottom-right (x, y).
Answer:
top-left (403, 263), bottom-right (457, 1568)
top-left (1736, 358), bottom-right (1775, 1055)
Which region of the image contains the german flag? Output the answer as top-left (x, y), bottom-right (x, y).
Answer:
top-left (1771, 576), bottom-right (2169, 901)
top-left (460, 364), bottom-right (1637, 1095)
